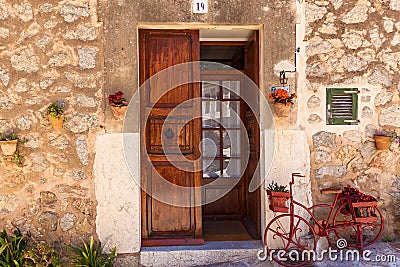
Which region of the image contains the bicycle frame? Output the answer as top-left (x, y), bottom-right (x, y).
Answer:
top-left (287, 173), bottom-right (383, 245)
top-left (263, 173), bottom-right (384, 266)
top-left (288, 173), bottom-right (343, 236)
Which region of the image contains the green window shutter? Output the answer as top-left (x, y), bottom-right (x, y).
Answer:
top-left (326, 88), bottom-right (359, 125)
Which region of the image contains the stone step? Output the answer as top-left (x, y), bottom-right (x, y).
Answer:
top-left (115, 241), bottom-right (274, 267)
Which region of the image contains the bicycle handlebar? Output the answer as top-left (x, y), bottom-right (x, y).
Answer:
top-left (290, 173), bottom-right (305, 185)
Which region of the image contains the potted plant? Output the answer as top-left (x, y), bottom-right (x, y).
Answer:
top-left (266, 181), bottom-right (290, 212)
top-left (108, 91), bottom-right (128, 120)
top-left (373, 129), bottom-right (400, 150)
top-left (342, 185), bottom-right (378, 223)
top-left (47, 102), bottom-right (64, 129)
top-left (268, 87), bottom-right (297, 117)
top-left (0, 131), bottom-right (18, 156)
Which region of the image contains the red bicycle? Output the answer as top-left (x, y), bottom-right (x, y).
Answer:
top-left (262, 173), bottom-right (384, 266)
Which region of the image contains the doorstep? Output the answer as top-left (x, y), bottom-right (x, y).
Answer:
top-left (139, 240), bottom-right (266, 266)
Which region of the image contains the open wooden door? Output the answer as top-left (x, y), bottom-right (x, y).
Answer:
top-left (243, 31), bottom-right (261, 238)
top-left (139, 29), bottom-right (203, 245)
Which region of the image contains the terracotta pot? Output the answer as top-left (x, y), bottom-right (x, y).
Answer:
top-left (267, 190), bottom-right (290, 212)
top-left (111, 105), bottom-right (128, 120)
top-left (0, 139), bottom-right (18, 156)
top-left (374, 135), bottom-right (390, 150)
top-left (48, 114), bottom-right (64, 129)
top-left (274, 102), bottom-right (292, 117)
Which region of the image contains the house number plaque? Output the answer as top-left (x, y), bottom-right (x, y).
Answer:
top-left (193, 0), bottom-right (208, 13)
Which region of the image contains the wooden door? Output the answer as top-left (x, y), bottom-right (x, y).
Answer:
top-left (201, 72), bottom-right (246, 221)
top-left (139, 29), bottom-right (202, 243)
top-left (245, 31), bottom-right (261, 239)
top-left (243, 31), bottom-right (261, 238)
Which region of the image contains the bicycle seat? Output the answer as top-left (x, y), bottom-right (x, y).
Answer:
top-left (320, 187), bottom-right (342, 194)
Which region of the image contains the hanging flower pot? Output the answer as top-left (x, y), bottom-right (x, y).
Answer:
top-left (373, 135), bottom-right (390, 150)
top-left (0, 139), bottom-right (18, 156)
top-left (108, 91), bottom-right (129, 120)
top-left (274, 102), bottom-right (292, 117)
top-left (48, 114), bottom-right (64, 129)
top-left (110, 105), bottom-right (128, 120)
top-left (267, 190), bottom-right (290, 212)
top-left (268, 87), bottom-right (296, 117)
top-left (47, 102), bottom-right (65, 129)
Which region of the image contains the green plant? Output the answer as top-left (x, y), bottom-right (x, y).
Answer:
top-left (68, 237), bottom-right (116, 267)
top-left (0, 131), bottom-right (18, 141)
top-left (47, 103), bottom-right (64, 119)
top-left (11, 152), bottom-right (24, 168)
top-left (267, 181), bottom-right (289, 192)
top-left (23, 242), bottom-right (63, 267)
top-left (382, 237), bottom-right (394, 242)
top-left (0, 228), bottom-right (29, 267)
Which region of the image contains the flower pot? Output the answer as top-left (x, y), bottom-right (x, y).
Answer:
top-left (274, 102), bottom-right (291, 117)
top-left (351, 201), bottom-right (378, 223)
top-left (48, 114), bottom-right (64, 129)
top-left (374, 135), bottom-right (390, 150)
top-left (0, 139), bottom-right (18, 156)
top-left (111, 105), bottom-right (128, 120)
top-left (267, 190), bottom-right (290, 212)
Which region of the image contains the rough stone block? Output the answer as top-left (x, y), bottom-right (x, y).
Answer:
top-left (38, 211), bottom-right (58, 231)
top-left (61, 2), bottom-right (91, 22)
top-left (341, 3), bottom-right (368, 24)
top-left (315, 165), bottom-right (347, 178)
top-left (64, 25), bottom-right (97, 41)
top-left (64, 113), bottom-right (98, 133)
top-left (312, 131), bottom-right (336, 148)
top-left (0, 67), bottom-right (9, 86)
top-left (78, 47), bottom-right (97, 69)
top-left (76, 136), bottom-right (89, 165)
top-left (305, 3), bottom-right (327, 23)
top-left (379, 104), bottom-right (400, 126)
top-left (368, 67), bottom-right (393, 87)
top-left (11, 49), bottom-right (39, 73)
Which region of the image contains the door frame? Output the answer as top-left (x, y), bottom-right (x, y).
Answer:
top-left (136, 24), bottom-right (266, 244)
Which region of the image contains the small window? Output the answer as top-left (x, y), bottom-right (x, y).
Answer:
top-left (326, 88), bottom-right (359, 125)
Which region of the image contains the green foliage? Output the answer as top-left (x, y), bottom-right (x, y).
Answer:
top-left (68, 237), bottom-right (116, 267)
top-left (23, 242), bottom-right (63, 267)
top-left (11, 152), bottom-right (24, 168)
top-left (382, 237), bottom-right (394, 242)
top-left (0, 131), bottom-right (18, 141)
top-left (267, 181), bottom-right (289, 192)
top-left (0, 228), bottom-right (29, 267)
top-left (47, 103), bottom-right (64, 119)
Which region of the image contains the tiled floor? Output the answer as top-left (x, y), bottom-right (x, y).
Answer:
top-left (202, 221), bottom-right (252, 241)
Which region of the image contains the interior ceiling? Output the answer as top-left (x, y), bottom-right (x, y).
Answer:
top-left (200, 29), bottom-right (254, 41)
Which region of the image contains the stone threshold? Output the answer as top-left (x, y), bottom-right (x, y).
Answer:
top-left (115, 240), bottom-right (267, 267)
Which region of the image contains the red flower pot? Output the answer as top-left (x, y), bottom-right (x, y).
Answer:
top-left (267, 191), bottom-right (290, 212)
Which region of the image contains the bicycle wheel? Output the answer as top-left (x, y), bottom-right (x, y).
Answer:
top-left (332, 202), bottom-right (384, 250)
top-left (263, 214), bottom-right (316, 267)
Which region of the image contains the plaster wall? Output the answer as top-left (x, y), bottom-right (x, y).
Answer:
top-left (94, 133), bottom-right (141, 253)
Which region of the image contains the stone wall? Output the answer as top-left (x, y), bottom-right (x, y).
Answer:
top-left (98, 0), bottom-right (298, 132)
top-left (300, 0), bottom-right (400, 237)
top-left (0, 0), bottom-right (103, 245)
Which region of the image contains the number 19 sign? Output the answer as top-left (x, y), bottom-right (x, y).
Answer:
top-left (193, 0), bottom-right (208, 14)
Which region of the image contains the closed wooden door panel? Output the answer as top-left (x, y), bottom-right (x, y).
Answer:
top-left (139, 29), bottom-right (201, 240)
top-left (148, 163), bottom-right (193, 233)
top-left (144, 32), bottom-right (195, 107)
